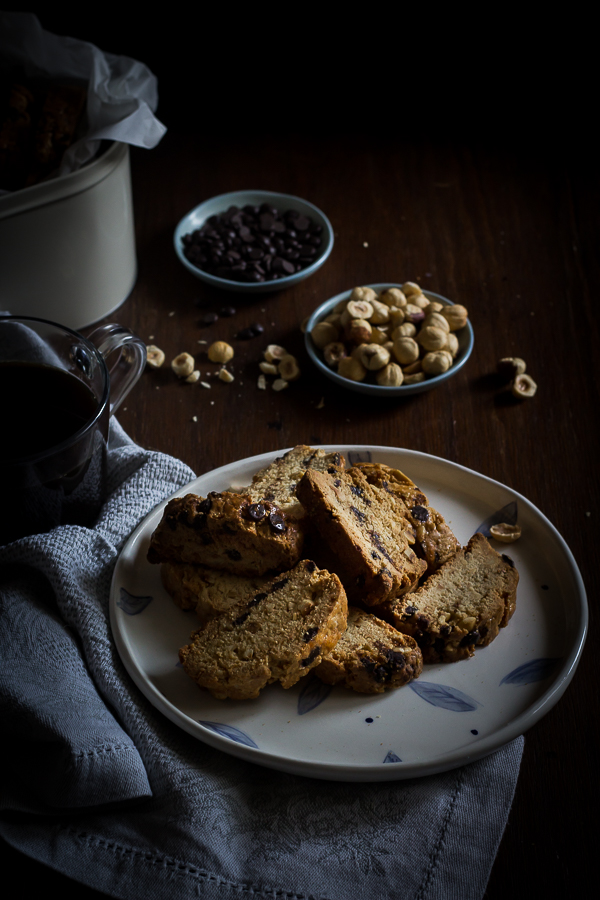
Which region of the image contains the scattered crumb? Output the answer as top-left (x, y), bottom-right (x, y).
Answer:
top-left (316, 397), bottom-right (325, 409)
top-left (168, 311), bottom-right (175, 316)
top-left (200, 381), bottom-right (211, 389)
top-left (192, 415), bottom-right (198, 422)
top-left (363, 241), bottom-right (368, 247)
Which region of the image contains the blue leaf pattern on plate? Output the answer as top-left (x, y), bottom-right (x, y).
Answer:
top-left (476, 501), bottom-right (518, 537)
top-left (298, 675), bottom-right (333, 715)
top-left (409, 681), bottom-right (480, 712)
top-left (199, 720), bottom-right (259, 748)
top-left (500, 658), bottom-right (562, 685)
top-left (383, 751), bottom-right (402, 763)
top-left (347, 450), bottom-right (372, 465)
top-left (117, 588), bottom-right (153, 615)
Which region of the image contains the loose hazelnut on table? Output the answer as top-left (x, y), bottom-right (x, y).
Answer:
top-left (264, 344), bottom-right (288, 362)
top-left (146, 345), bottom-right (165, 368)
top-left (278, 355), bottom-right (301, 381)
top-left (511, 373), bottom-right (537, 399)
top-left (208, 341), bottom-right (234, 364)
top-left (171, 352), bottom-right (195, 378)
top-left (497, 357), bottom-right (527, 379)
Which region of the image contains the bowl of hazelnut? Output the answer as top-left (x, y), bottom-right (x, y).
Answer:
top-left (304, 282), bottom-right (474, 396)
top-left (174, 190), bottom-right (334, 293)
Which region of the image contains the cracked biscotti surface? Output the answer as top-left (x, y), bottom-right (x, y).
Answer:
top-left (147, 492), bottom-right (303, 576)
top-left (355, 462), bottom-right (460, 574)
top-left (161, 562), bottom-right (272, 626)
top-left (315, 607), bottom-right (423, 693)
top-left (295, 467), bottom-right (426, 606)
top-left (178, 560), bottom-right (348, 700)
top-left (371, 532), bottom-right (518, 662)
top-left (246, 445), bottom-right (345, 518)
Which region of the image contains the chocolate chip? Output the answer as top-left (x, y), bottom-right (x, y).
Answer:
top-left (300, 646), bottom-right (321, 666)
top-left (198, 497), bottom-right (212, 514)
top-left (182, 205), bottom-right (323, 282)
top-left (411, 505), bottom-right (430, 522)
top-left (303, 626), bottom-right (319, 643)
top-left (245, 502), bottom-right (267, 522)
top-left (219, 306), bottom-right (237, 317)
top-left (304, 560), bottom-right (317, 573)
top-left (236, 325), bottom-right (263, 340)
top-left (269, 511), bottom-right (286, 533)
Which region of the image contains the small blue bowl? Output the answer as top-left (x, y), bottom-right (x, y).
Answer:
top-left (304, 284), bottom-right (474, 397)
top-left (174, 190), bottom-right (334, 293)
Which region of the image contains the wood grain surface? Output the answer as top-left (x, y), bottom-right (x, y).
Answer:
top-left (2, 12), bottom-right (597, 900)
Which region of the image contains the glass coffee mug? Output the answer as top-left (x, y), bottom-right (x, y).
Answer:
top-left (0, 316), bottom-right (147, 545)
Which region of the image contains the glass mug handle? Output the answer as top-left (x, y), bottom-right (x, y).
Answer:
top-left (86, 323), bottom-right (146, 414)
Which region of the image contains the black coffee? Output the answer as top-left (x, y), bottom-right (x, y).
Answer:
top-left (0, 362), bottom-right (108, 543)
top-left (0, 362), bottom-right (99, 460)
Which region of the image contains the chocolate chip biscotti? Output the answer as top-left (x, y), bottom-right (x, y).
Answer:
top-left (371, 532), bottom-right (518, 663)
top-left (246, 444), bottom-right (345, 518)
top-left (179, 560), bottom-right (348, 700)
top-left (314, 607), bottom-right (423, 693)
top-left (354, 462), bottom-right (460, 574)
top-left (160, 561), bottom-right (272, 627)
top-left (147, 492), bottom-right (303, 576)
top-left (295, 467), bottom-right (426, 606)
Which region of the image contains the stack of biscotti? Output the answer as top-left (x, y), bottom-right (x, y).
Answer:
top-left (295, 465), bottom-right (427, 604)
top-left (370, 532), bottom-right (518, 662)
top-left (245, 444), bottom-right (345, 518)
top-left (354, 463), bottom-right (460, 574)
top-left (179, 560), bottom-right (348, 700)
top-left (147, 491), bottom-right (303, 576)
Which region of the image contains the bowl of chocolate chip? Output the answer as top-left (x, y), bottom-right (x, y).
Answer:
top-left (174, 190), bottom-right (334, 293)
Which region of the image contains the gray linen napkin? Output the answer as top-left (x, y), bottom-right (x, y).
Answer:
top-left (0, 420), bottom-right (524, 900)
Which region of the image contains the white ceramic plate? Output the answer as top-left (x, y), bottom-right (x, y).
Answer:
top-left (110, 447), bottom-right (587, 782)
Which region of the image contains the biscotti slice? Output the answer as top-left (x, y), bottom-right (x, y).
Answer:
top-left (179, 560), bottom-right (348, 700)
top-left (354, 462), bottom-right (460, 573)
top-left (247, 445), bottom-right (345, 518)
top-left (147, 492), bottom-right (302, 576)
top-left (314, 607), bottom-right (423, 693)
top-left (161, 562), bottom-right (272, 626)
top-left (296, 467), bottom-right (426, 606)
top-left (371, 532), bottom-right (518, 663)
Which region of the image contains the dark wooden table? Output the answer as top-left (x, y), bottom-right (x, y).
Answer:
top-left (2, 13), bottom-right (598, 899)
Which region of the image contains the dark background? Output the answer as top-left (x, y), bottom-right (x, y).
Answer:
top-left (1, 10), bottom-right (598, 900)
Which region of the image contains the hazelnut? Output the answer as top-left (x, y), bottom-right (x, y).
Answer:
top-left (259, 361), bottom-right (278, 375)
top-left (272, 378), bottom-right (289, 391)
top-left (394, 321), bottom-right (417, 338)
top-left (171, 352), bottom-right (195, 378)
top-left (376, 362), bottom-right (404, 386)
top-left (498, 357), bottom-right (527, 379)
top-left (369, 326), bottom-right (390, 345)
top-left (349, 286), bottom-right (378, 305)
top-left (410, 292), bottom-right (431, 310)
top-left (369, 299), bottom-right (391, 325)
top-left (345, 318), bottom-right (373, 345)
top-left (207, 341), bottom-right (234, 364)
top-left (422, 351), bottom-right (452, 376)
top-left (402, 360), bottom-right (422, 375)
top-left (380, 287), bottom-right (407, 308)
top-left (311, 321), bottom-right (339, 349)
top-left (264, 344), bottom-right (288, 362)
top-left (357, 343), bottom-right (391, 371)
top-left (511, 374), bottom-right (537, 398)
top-left (441, 304), bottom-right (469, 331)
top-left (404, 304), bottom-right (426, 324)
top-left (146, 345), bottom-right (165, 368)
top-left (323, 342), bottom-right (348, 367)
top-left (422, 311), bottom-right (450, 333)
top-left (417, 325), bottom-right (448, 352)
top-left (337, 356), bottom-right (367, 382)
top-left (393, 336), bottom-right (420, 365)
top-left (218, 368), bottom-right (235, 383)
top-left (346, 298), bottom-right (374, 319)
top-left (388, 307), bottom-right (406, 327)
top-left (490, 522), bottom-right (522, 542)
top-left (278, 355), bottom-right (301, 381)
top-left (401, 281), bottom-right (422, 297)
top-left (185, 370), bottom-right (201, 383)
top-left (403, 371), bottom-right (426, 384)
top-left (443, 332), bottom-right (459, 357)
